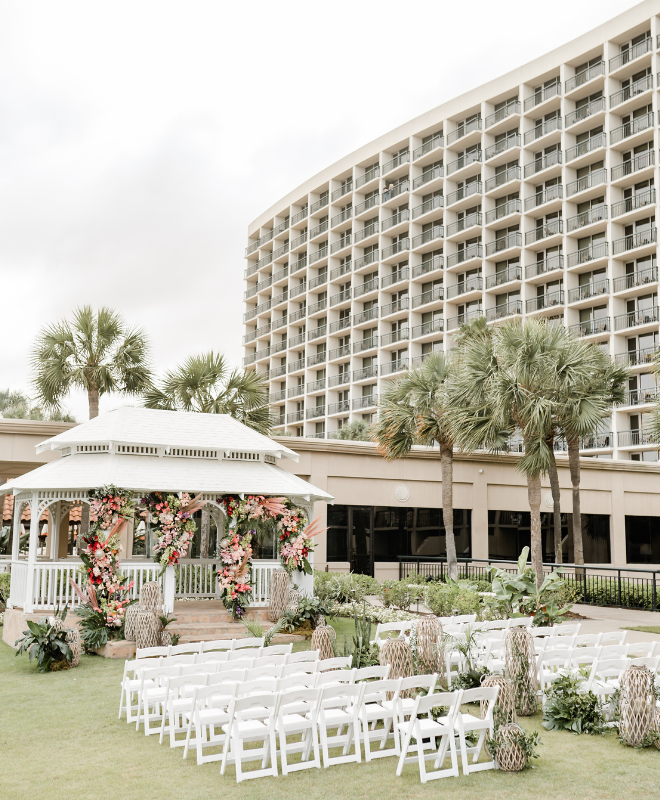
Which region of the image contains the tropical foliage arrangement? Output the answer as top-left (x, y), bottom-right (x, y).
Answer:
top-left (15, 609), bottom-right (73, 672)
top-left (542, 673), bottom-right (606, 735)
top-left (141, 492), bottom-right (202, 571)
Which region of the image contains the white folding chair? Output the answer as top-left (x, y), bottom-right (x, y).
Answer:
top-left (599, 644), bottom-right (629, 660)
top-left (486, 640), bottom-right (506, 674)
top-left (508, 617), bottom-right (533, 629)
top-left (318, 683), bottom-right (364, 768)
top-left (236, 677), bottom-right (279, 698)
top-left (353, 665), bottom-right (391, 683)
top-left (281, 661), bottom-right (320, 679)
top-left (371, 621), bottom-right (410, 646)
top-left (316, 669), bottom-right (356, 687)
top-left (360, 678), bottom-right (401, 761)
top-left (627, 641), bottom-right (658, 659)
top-left (477, 619), bottom-right (509, 632)
top-left (381, 674), bottom-right (438, 728)
top-left (184, 683), bottom-right (237, 764)
top-left (136, 665), bottom-right (181, 734)
top-left (454, 686), bottom-right (499, 774)
top-left (198, 652), bottom-right (229, 664)
top-left (201, 639), bottom-right (234, 653)
top-left (160, 673), bottom-right (209, 747)
top-left (278, 674), bottom-right (318, 692)
top-left (136, 645), bottom-right (170, 659)
top-left (599, 631), bottom-right (627, 646)
top-left (221, 693), bottom-right (279, 782)
top-left (575, 633), bottom-right (602, 648)
top-left (630, 655), bottom-right (660, 673)
top-left (232, 637), bottom-right (264, 652)
top-left (396, 691), bottom-right (462, 783)
top-left (586, 658), bottom-right (629, 705)
top-left (286, 650), bottom-right (320, 664)
top-left (260, 643), bottom-right (293, 657)
top-left (169, 642), bottom-right (202, 656)
top-left (552, 623), bottom-right (581, 637)
top-left (224, 657), bottom-right (255, 670)
top-left (163, 654), bottom-right (198, 666)
top-left (246, 665), bottom-right (283, 682)
top-left (451, 614), bottom-right (477, 625)
top-left (318, 656), bottom-right (353, 672)
top-left (538, 650), bottom-right (570, 693)
top-left (253, 654), bottom-right (287, 669)
top-left (567, 646), bottom-right (601, 677)
top-left (276, 687), bottom-right (322, 774)
top-left (118, 657), bottom-right (161, 722)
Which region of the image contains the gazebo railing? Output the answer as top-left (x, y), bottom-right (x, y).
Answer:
top-left (175, 559), bottom-right (221, 599)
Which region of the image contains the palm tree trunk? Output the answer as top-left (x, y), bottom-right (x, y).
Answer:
top-left (567, 434), bottom-right (584, 566)
top-left (440, 444), bottom-right (458, 580)
top-left (88, 387), bottom-right (99, 419)
top-left (527, 473), bottom-right (544, 586)
top-left (547, 447), bottom-right (562, 565)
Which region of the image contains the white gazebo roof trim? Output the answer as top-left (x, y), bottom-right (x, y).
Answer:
top-left (35, 406), bottom-right (300, 462)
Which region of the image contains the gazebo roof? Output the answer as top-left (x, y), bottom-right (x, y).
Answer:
top-left (1, 407), bottom-right (333, 504)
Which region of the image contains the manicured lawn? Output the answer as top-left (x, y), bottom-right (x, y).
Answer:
top-left (623, 626), bottom-right (660, 635)
top-left (1, 636), bottom-right (659, 800)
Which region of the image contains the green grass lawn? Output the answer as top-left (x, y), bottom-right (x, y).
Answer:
top-left (1, 634), bottom-right (659, 800)
top-left (623, 626), bottom-right (660, 635)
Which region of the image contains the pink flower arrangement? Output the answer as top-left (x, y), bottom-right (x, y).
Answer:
top-left (142, 491), bottom-right (203, 571)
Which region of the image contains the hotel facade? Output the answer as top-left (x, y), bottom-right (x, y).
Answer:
top-left (242, 1), bottom-right (660, 462)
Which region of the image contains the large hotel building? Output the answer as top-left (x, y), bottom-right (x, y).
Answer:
top-left (243, 1), bottom-right (660, 462)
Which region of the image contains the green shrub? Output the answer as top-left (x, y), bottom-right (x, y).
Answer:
top-left (542, 673), bottom-right (606, 735)
top-left (381, 580), bottom-right (426, 611)
top-left (0, 572), bottom-right (10, 609)
top-left (15, 610), bottom-right (73, 673)
top-left (313, 571), bottom-right (379, 604)
top-left (282, 596), bottom-right (331, 632)
top-left (424, 583), bottom-right (482, 618)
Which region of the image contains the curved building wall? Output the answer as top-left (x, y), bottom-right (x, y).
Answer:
top-left (243, 1), bottom-right (660, 461)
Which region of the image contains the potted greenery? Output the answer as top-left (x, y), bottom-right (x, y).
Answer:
top-left (15, 609), bottom-right (74, 673)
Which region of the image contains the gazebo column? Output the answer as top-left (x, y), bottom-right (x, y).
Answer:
top-left (296, 501), bottom-right (315, 598)
top-left (10, 494), bottom-right (22, 562)
top-left (163, 566), bottom-right (175, 614)
top-left (23, 492), bottom-right (41, 613)
top-left (7, 494), bottom-right (25, 609)
top-left (49, 501), bottom-right (61, 560)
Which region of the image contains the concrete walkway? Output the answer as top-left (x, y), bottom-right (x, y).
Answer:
top-left (569, 603), bottom-right (660, 643)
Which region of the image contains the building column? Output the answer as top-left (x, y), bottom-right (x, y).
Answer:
top-left (24, 492), bottom-right (41, 613)
top-left (610, 474), bottom-right (627, 566)
top-left (10, 494), bottom-right (22, 561)
top-left (471, 467), bottom-right (489, 561)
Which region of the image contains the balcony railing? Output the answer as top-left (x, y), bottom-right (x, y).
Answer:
top-left (565, 97), bottom-right (606, 128)
top-left (382, 267), bottom-right (410, 287)
top-left (384, 181), bottom-right (410, 202)
top-left (412, 194), bottom-right (443, 220)
top-left (610, 74), bottom-right (653, 107)
top-left (309, 273), bottom-right (327, 290)
top-left (269, 364), bottom-right (287, 379)
top-left (287, 358), bottom-right (305, 373)
top-left (613, 266), bottom-right (658, 293)
top-left (524, 115), bottom-right (561, 145)
top-left (330, 260), bottom-right (352, 280)
top-left (615, 346), bottom-right (657, 367)
top-left (272, 242), bottom-right (289, 260)
top-left (328, 400), bottom-right (350, 414)
top-left (524, 184), bottom-right (563, 211)
top-left (307, 352), bottom-right (327, 366)
top-left (330, 236), bottom-right (351, 256)
top-left (446, 243), bottom-right (483, 268)
top-left (524, 79), bottom-right (561, 111)
top-left (567, 279), bottom-right (609, 303)
top-left (612, 228), bottom-right (657, 256)
top-left (617, 429), bottom-right (654, 447)
top-left (287, 385), bottom-right (304, 398)
top-left (381, 327), bottom-right (410, 345)
top-left (352, 395), bottom-right (378, 410)
top-left (244, 298), bottom-right (272, 322)
top-left (354, 195), bottom-right (379, 216)
top-left (383, 151), bottom-right (410, 174)
top-left (525, 254), bottom-right (563, 279)
top-left (446, 181), bottom-right (482, 206)
top-left (307, 378), bottom-right (326, 393)
top-left (609, 37), bottom-right (652, 72)
top-left (382, 209), bottom-right (410, 231)
top-left (413, 133), bottom-right (444, 160)
top-left (330, 288), bottom-right (352, 306)
top-left (447, 117), bottom-right (482, 145)
top-left (486, 300), bottom-right (522, 321)
top-left (565, 61), bottom-right (605, 93)
top-left (291, 232), bottom-right (307, 250)
top-left (447, 276), bottom-right (483, 299)
top-left (566, 168), bottom-right (607, 197)
top-left (307, 299), bottom-right (327, 316)
top-left (525, 218), bottom-right (563, 244)
top-left (524, 149), bottom-right (561, 178)
top-left (329, 344), bottom-right (351, 360)
top-left (328, 372), bottom-right (350, 388)
top-left (611, 188), bottom-right (656, 218)
top-left (446, 213), bottom-right (481, 237)
top-left (272, 265), bottom-right (289, 284)
top-left (412, 165), bottom-right (444, 189)
top-left (354, 222), bottom-right (379, 243)
top-left (611, 150), bottom-right (655, 181)
top-left (446, 307), bottom-right (484, 329)
top-left (485, 101), bottom-right (520, 129)
top-left (485, 134), bottom-right (520, 160)
top-left (413, 285), bottom-right (444, 308)
top-left (381, 296), bottom-right (409, 316)
top-left (353, 306), bottom-right (378, 324)
top-left (484, 166), bottom-right (521, 193)
top-left (569, 318), bottom-right (610, 337)
top-left (329, 317), bottom-right (351, 334)
top-left (446, 149), bottom-right (482, 175)
top-left (331, 207), bottom-right (352, 227)
top-left (485, 198), bottom-right (522, 224)
top-left (356, 165), bottom-right (380, 188)
top-left (412, 226), bottom-right (443, 249)
top-left (381, 359), bottom-right (409, 376)
top-left (526, 290), bottom-right (564, 312)
top-left (382, 239), bottom-right (410, 259)
top-left (565, 132), bottom-right (606, 162)
top-left (624, 388), bottom-right (657, 406)
top-left (566, 203), bottom-right (607, 232)
top-left (287, 410), bottom-right (304, 423)
top-left (309, 246), bottom-right (328, 265)
top-left (310, 195), bottom-right (329, 215)
top-left (353, 364), bottom-right (379, 381)
top-left (354, 278), bottom-right (379, 298)
top-left (331, 182), bottom-right (352, 202)
top-left (579, 432), bottom-right (614, 450)
top-left (354, 250), bottom-right (379, 270)
top-left (614, 305), bottom-right (660, 331)
top-left (412, 255), bottom-right (444, 278)
top-left (306, 406), bottom-right (325, 420)
top-left (353, 336), bottom-right (378, 353)
top-left (412, 318), bottom-right (444, 338)
top-left (610, 112), bottom-right (654, 145)
top-left (485, 232), bottom-right (522, 257)
top-left (486, 265), bottom-right (522, 289)
top-left (567, 241), bottom-right (608, 268)
top-left (307, 325), bottom-right (327, 341)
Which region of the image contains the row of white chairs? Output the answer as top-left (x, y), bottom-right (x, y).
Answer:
top-left (538, 647), bottom-right (660, 693)
top-left (136, 636), bottom-right (272, 659)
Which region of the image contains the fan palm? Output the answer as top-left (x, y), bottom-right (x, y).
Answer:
top-left (372, 351), bottom-right (460, 579)
top-left (143, 352), bottom-right (271, 435)
top-left (31, 306), bottom-right (151, 419)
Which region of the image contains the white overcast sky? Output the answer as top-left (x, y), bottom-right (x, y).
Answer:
top-left (0, 0), bottom-right (641, 420)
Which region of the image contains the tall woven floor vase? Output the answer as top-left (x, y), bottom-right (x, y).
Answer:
top-left (619, 665), bottom-right (655, 747)
top-left (123, 603), bottom-right (143, 642)
top-left (380, 637), bottom-right (414, 682)
top-left (140, 581), bottom-right (163, 614)
top-left (493, 724), bottom-right (527, 772)
top-left (505, 628), bottom-right (538, 716)
top-left (311, 625), bottom-right (336, 660)
top-left (65, 627), bottom-right (82, 668)
top-left (268, 570), bottom-right (290, 622)
top-left (481, 675), bottom-right (518, 726)
top-left (134, 608), bottom-right (161, 650)
top-left (415, 617), bottom-right (444, 676)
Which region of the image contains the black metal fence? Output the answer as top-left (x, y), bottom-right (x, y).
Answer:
top-left (398, 556), bottom-right (659, 612)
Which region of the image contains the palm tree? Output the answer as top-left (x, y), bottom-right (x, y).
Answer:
top-left (0, 389), bottom-right (76, 422)
top-left (143, 352), bottom-right (271, 435)
top-left (372, 352), bottom-right (460, 579)
top-left (31, 306), bottom-right (151, 420)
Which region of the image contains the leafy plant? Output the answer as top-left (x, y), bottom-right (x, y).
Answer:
top-left (241, 615), bottom-right (287, 646)
top-left (381, 580), bottom-right (425, 611)
top-left (158, 614), bottom-right (180, 646)
top-left (486, 724), bottom-right (541, 768)
top-left (424, 582), bottom-right (482, 618)
top-left (314, 571), bottom-right (379, 604)
top-left (542, 673), bottom-right (606, 735)
top-left (75, 605), bottom-right (114, 649)
top-left (0, 572), bottom-right (11, 608)
top-left (15, 609), bottom-right (73, 672)
top-left (0, 527), bottom-right (28, 556)
top-left (332, 602), bottom-right (380, 667)
top-left (440, 625), bottom-right (490, 689)
top-left (282, 596), bottom-right (331, 633)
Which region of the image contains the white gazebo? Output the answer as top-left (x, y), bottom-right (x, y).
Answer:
top-left (1, 407), bottom-right (332, 624)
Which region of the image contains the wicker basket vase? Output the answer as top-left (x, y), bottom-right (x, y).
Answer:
top-left (619, 665), bottom-right (655, 747)
top-left (134, 608), bottom-right (161, 650)
top-left (65, 626), bottom-right (82, 668)
top-left (286, 589), bottom-right (302, 613)
top-left (159, 629), bottom-right (173, 648)
top-left (311, 625), bottom-right (336, 660)
top-left (415, 617), bottom-right (444, 675)
top-left (493, 724), bottom-right (527, 772)
top-left (268, 570), bottom-right (290, 622)
top-left (505, 629), bottom-right (538, 717)
top-left (481, 674), bottom-right (518, 726)
top-left (123, 603), bottom-right (143, 642)
top-left (380, 637), bottom-right (414, 682)
top-left (140, 581), bottom-right (163, 615)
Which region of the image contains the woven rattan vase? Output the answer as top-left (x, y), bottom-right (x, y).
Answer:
top-left (159, 629), bottom-right (173, 648)
top-left (505, 628), bottom-right (538, 716)
top-left (123, 603), bottom-right (143, 642)
top-left (619, 665), bottom-right (655, 747)
top-left (481, 674), bottom-right (518, 726)
top-left (286, 589), bottom-right (301, 612)
top-left (268, 570), bottom-right (290, 622)
top-left (415, 617), bottom-right (444, 675)
top-left (140, 581), bottom-right (163, 614)
top-left (493, 724), bottom-right (527, 772)
top-left (380, 637), bottom-right (414, 681)
top-left (134, 608), bottom-right (161, 649)
top-left (65, 626), bottom-right (82, 668)
top-left (311, 625), bottom-right (336, 660)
